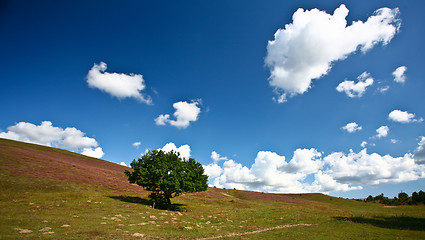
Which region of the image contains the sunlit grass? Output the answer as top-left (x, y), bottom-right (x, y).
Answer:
top-left (1, 138), bottom-right (425, 239)
top-left (2, 172), bottom-right (424, 239)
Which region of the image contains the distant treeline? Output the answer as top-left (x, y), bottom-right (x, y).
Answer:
top-left (364, 190), bottom-right (425, 205)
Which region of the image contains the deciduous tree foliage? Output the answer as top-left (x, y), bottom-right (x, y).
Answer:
top-left (125, 150), bottom-right (208, 209)
top-left (398, 192), bottom-right (409, 203)
top-left (364, 190), bottom-right (425, 205)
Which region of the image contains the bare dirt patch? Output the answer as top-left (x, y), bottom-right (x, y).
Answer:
top-left (197, 223), bottom-right (315, 239)
top-left (39, 227), bottom-right (52, 232)
top-left (132, 232), bottom-right (145, 237)
top-left (14, 228), bottom-right (32, 234)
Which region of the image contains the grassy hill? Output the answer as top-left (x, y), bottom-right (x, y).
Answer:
top-left (1, 138), bottom-right (425, 239)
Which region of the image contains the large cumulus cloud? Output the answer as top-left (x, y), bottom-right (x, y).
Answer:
top-left (204, 140), bottom-right (425, 194)
top-left (265, 4), bottom-right (400, 102)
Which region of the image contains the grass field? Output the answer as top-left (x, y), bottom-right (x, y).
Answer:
top-left (1, 138), bottom-right (425, 239)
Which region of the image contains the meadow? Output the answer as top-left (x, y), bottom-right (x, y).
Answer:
top-left (1, 138), bottom-right (424, 239)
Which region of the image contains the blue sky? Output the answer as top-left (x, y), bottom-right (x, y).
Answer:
top-left (1, 0), bottom-right (424, 198)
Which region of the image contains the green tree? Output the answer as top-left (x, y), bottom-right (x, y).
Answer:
top-left (125, 150), bottom-right (208, 210)
top-left (412, 191), bottom-right (419, 204)
top-left (398, 192), bottom-right (409, 203)
top-left (374, 193), bottom-right (385, 201)
top-left (365, 195), bottom-right (374, 202)
top-left (418, 190), bottom-right (425, 203)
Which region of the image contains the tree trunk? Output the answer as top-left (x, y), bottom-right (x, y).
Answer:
top-left (166, 196), bottom-right (171, 210)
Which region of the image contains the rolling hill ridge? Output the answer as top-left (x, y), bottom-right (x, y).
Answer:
top-left (1, 138), bottom-right (425, 239)
top-left (0, 138), bottom-right (142, 193)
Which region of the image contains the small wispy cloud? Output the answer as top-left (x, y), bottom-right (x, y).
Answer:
top-left (132, 142), bottom-right (141, 148)
top-left (336, 72), bottom-right (374, 98)
top-left (375, 126), bottom-right (389, 139)
top-left (341, 122), bottom-right (362, 133)
top-left (388, 110), bottom-right (423, 123)
top-left (378, 86), bottom-right (390, 93)
top-left (120, 162), bottom-right (128, 167)
top-left (155, 100), bottom-right (202, 129)
top-left (86, 62), bottom-right (152, 104)
top-left (392, 66), bottom-right (407, 83)
top-left (211, 151), bottom-right (229, 162)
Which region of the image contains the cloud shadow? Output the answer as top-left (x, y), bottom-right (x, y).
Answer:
top-left (334, 216), bottom-right (425, 231)
top-left (108, 195), bottom-right (187, 211)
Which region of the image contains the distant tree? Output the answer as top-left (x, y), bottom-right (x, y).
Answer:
top-left (364, 190), bottom-right (425, 206)
top-left (412, 190), bottom-right (425, 204)
top-left (374, 193), bottom-right (385, 202)
top-left (398, 192), bottom-right (409, 203)
top-left (125, 150), bottom-right (208, 210)
top-left (412, 191), bottom-right (419, 204)
top-left (419, 190), bottom-right (425, 203)
top-left (380, 196), bottom-right (393, 205)
top-left (365, 195), bottom-right (374, 202)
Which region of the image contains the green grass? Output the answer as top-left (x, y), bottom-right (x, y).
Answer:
top-left (2, 173), bottom-right (425, 239)
top-left (1, 139), bottom-right (425, 239)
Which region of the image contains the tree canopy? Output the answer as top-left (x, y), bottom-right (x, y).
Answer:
top-left (125, 150), bottom-right (208, 210)
top-left (364, 190), bottom-right (425, 205)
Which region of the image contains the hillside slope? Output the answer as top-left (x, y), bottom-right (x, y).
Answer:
top-left (1, 138), bottom-right (425, 239)
top-left (0, 138), bottom-right (142, 193)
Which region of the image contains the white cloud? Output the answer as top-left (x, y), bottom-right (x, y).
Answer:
top-left (216, 159), bottom-right (257, 189)
top-left (86, 62), bottom-right (152, 104)
top-left (0, 121), bottom-right (104, 158)
top-left (139, 148), bottom-right (151, 156)
top-left (160, 142), bottom-right (191, 160)
top-left (0, 121), bottom-right (63, 147)
top-left (309, 171), bottom-right (362, 193)
top-left (361, 141), bottom-right (368, 148)
top-left (283, 148), bottom-right (323, 174)
top-left (378, 86), bottom-right (390, 93)
top-left (207, 146), bottom-right (425, 194)
top-left (249, 151), bottom-right (292, 188)
top-left (211, 151), bottom-right (228, 162)
top-left (392, 66), bottom-right (407, 83)
top-left (341, 122), bottom-right (362, 133)
top-left (212, 148), bottom-right (325, 193)
top-left (391, 139), bottom-right (399, 144)
top-left (265, 4), bottom-right (400, 102)
top-left (388, 110), bottom-right (423, 123)
top-left (375, 126), bottom-right (389, 138)
top-left (203, 163), bottom-right (223, 180)
top-left (61, 127), bottom-right (98, 149)
top-left (336, 72), bottom-right (374, 98)
top-left (323, 149), bottom-right (424, 186)
top-left (81, 147), bottom-right (104, 159)
top-left (119, 162), bottom-right (128, 167)
top-left (132, 141), bottom-right (141, 148)
top-left (155, 100), bottom-right (201, 128)
top-left (154, 114), bottom-right (170, 126)
top-left (414, 136), bottom-right (425, 165)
